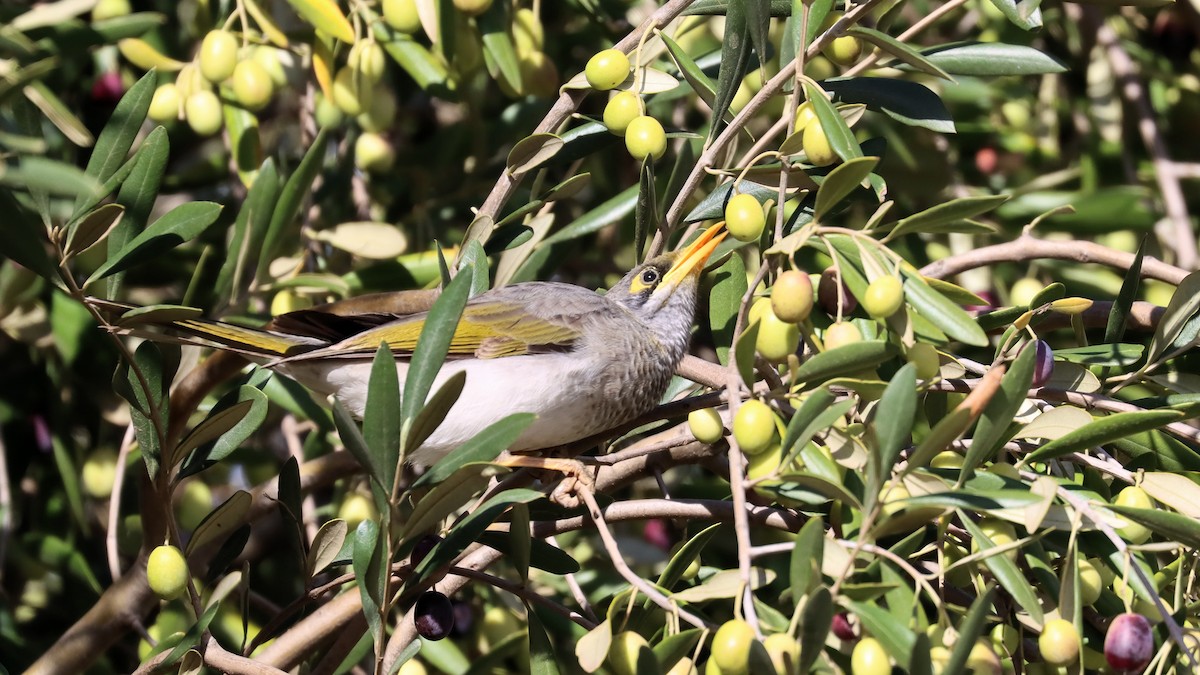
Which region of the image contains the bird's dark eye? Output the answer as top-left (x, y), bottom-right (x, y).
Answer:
top-left (640, 268), bottom-right (660, 285)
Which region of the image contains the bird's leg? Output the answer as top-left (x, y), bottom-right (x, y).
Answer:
top-left (495, 453), bottom-right (594, 508)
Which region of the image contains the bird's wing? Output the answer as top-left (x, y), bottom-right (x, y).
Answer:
top-left (282, 294), bottom-right (584, 362)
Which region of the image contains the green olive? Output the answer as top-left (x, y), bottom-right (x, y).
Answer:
top-left (452, 0), bottom-right (493, 16)
top-left (762, 633), bottom-right (799, 675)
top-left (230, 60), bottom-right (274, 111)
top-left (147, 545), bottom-right (189, 600)
top-left (827, 36), bottom-right (863, 65)
top-left (752, 299), bottom-right (800, 363)
top-left (823, 322), bottom-right (862, 350)
top-left (148, 83), bottom-right (180, 123)
top-left (585, 48), bottom-right (630, 91)
top-left (862, 276), bottom-right (904, 319)
top-left (92, 0), bottom-right (132, 21)
top-left (906, 342), bottom-right (940, 380)
top-left (688, 408), bottom-right (725, 444)
top-left (974, 517), bottom-right (1019, 562)
top-left (184, 90), bottom-right (223, 136)
top-left (603, 91), bottom-right (644, 136)
top-left (624, 115), bottom-right (667, 161)
top-left (176, 479), bottom-right (212, 531)
top-left (771, 270), bottom-right (814, 323)
top-left (1039, 619), bottom-right (1080, 667)
top-left (724, 193), bottom-right (766, 243)
top-left (1114, 486), bottom-right (1153, 544)
top-left (512, 8), bottom-right (544, 56)
top-left (802, 118), bottom-right (837, 167)
top-left (82, 448), bottom-right (119, 499)
top-left (338, 492), bottom-right (379, 530)
top-left (793, 101), bottom-right (817, 133)
top-left (355, 132), bottom-right (396, 173)
top-left (383, 0), bottom-right (422, 34)
top-left (199, 30), bottom-right (238, 83)
top-left (332, 67), bottom-right (369, 116)
top-left (732, 399), bottom-right (777, 455)
top-left (711, 619), bottom-right (755, 675)
top-left (609, 631), bottom-right (654, 675)
top-left (349, 41), bottom-right (387, 82)
top-left (850, 637), bottom-right (890, 675)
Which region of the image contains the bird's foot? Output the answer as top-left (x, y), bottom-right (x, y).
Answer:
top-left (497, 454), bottom-right (594, 509)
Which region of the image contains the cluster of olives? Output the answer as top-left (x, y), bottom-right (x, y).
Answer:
top-left (586, 48), bottom-right (670, 162)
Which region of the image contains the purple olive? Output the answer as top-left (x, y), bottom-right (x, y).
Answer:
top-left (414, 590), bottom-right (455, 641)
top-left (411, 534), bottom-right (441, 567)
top-left (818, 267), bottom-right (857, 317)
top-left (450, 600), bottom-right (474, 637)
top-left (832, 612), bottom-right (857, 641)
top-left (1105, 613), bottom-right (1153, 672)
top-left (91, 71), bottom-right (125, 104)
top-left (1024, 339), bottom-right (1054, 387)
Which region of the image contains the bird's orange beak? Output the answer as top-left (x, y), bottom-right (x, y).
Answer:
top-left (661, 223), bottom-right (727, 287)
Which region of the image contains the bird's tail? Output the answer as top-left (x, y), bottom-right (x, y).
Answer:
top-left (86, 297), bottom-right (325, 358)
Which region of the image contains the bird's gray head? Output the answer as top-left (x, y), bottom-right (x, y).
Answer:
top-left (605, 225), bottom-right (727, 347)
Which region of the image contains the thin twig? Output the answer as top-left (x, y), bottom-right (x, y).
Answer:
top-left (106, 424), bottom-right (136, 582)
top-left (449, 566), bottom-right (598, 630)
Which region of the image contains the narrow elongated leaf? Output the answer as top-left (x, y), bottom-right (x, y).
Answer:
top-left (846, 599), bottom-right (916, 665)
top-left (824, 78), bottom-right (955, 134)
top-left (871, 364), bottom-right (917, 493)
top-left (365, 343), bottom-right (402, 506)
top-left (406, 371), bottom-right (467, 452)
top-left (86, 202), bottom-right (222, 285)
top-left (782, 399), bottom-right (855, 467)
top-left (258, 128), bottom-right (329, 279)
top-left (1024, 410), bottom-right (1186, 463)
top-left (959, 516), bottom-right (1042, 622)
top-left (886, 195), bottom-right (1009, 238)
top-left (793, 341), bottom-right (897, 384)
top-left (684, 0), bottom-right (795, 15)
top-left (656, 524), bottom-right (721, 590)
top-left (985, 0), bottom-right (1043, 31)
top-left (526, 604), bottom-right (562, 675)
top-left (307, 519), bottom-right (349, 578)
top-left (963, 344), bottom-right (1035, 473)
top-left (653, 630), bottom-right (702, 673)
top-left (107, 125), bottom-right (169, 297)
top-left (352, 520), bottom-right (386, 650)
top-left (186, 490), bottom-right (251, 556)
top-left (849, 27), bottom-right (951, 79)
top-left (541, 184), bottom-right (638, 245)
top-left (709, 0), bottom-right (752, 141)
top-left (64, 203), bottom-right (124, 258)
top-left (408, 488), bottom-right (544, 587)
top-left (402, 470), bottom-right (491, 543)
top-left (285, 0), bottom-right (353, 42)
top-left (75, 70), bottom-right (156, 211)
top-left (412, 412), bottom-right (536, 488)
top-left (1107, 504), bottom-right (1200, 549)
top-left (789, 517), bottom-right (824, 599)
top-left (745, 0), bottom-right (771, 70)
top-left (635, 159), bottom-right (655, 259)
top-left (1146, 271), bottom-right (1200, 363)
top-left (507, 134), bottom-right (563, 176)
top-left (216, 159), bottom-right (280, 302)
top-left (708, 239), bottom-right (746, 365)
top-left (475, 531), bottom-right (579, 574)
top-left (944, 586), bottom-right (995, 674)
top-left (815, 157), bottom-right (878, 219)
top-left (806, 0), bottom-right (835, 46)
top-left (900, 271), bottom-right (989, 346)
top-left (479, 2), bottom-right (522, 95)
top-left (376, 24), bottom-right (451, 91)
top-left (662, 32), bottom-right (717, 106)
top-left (0, 191), bottom-right (56, 281)
top-left (334, 400), bottom-right (384, 493)
top-left (685, 180), bottom-right (779, 223)
top-left (798, 586), bottom-right (833, 671)
top-left (3, 156), bottom-right (101, 197)
top-left (400, 265), bottom-right (473, 428)
top-left (920, 43), bottom-right (1065, 76)
top-left (805, 82), bottom-right (863, 161)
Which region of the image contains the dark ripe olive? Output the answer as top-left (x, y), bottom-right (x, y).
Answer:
top-left (818, 267), bottom-right (857, 316)
top-left (1105, 613), bottom-right (1153, 672)
top-left (414, 591), bottom-right (455, 640)
top-left (832, 612), bottom-right (857, 641)
top-left (411, 534), bottom-right (442, 567)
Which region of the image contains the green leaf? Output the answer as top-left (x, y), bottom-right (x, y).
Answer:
top-left (798, 587), bottom-right (833, 672)
top-left (871, 364), bottom-right (917, 497)
top-left (734, 320), bottom-right (760, 388)
top-left (1024, 410), bottom-right (1186, 464)
top-left (402, 470), bottom-right (491, 545)
top-left (789, 517), bottom-right (824, 599)
top-left (849, 27), bottom-right (951, 80)
top-left (920, 42), bottom-right (1065, 76)
top-left (0, 190), bottom-right (56, 281)
top-left (959, 515), bottom-right (1043, 623)
top-left (333, 400), bottom-right (384, 494)
top-left (216, 158), bottom-right (280, 303)
top-left (662, 32), bottom-right (717, 107)
top-left (964, 345), bottom-right (1035, 474)
top-left (708, 241), bottom-right (746, 365)
top-left (376, 26), bottom-right (451, 91)
top-left (352, 520), bottom-right (387, 650)
top-left (406, 371), bottom-right (467, 453)
top-left (745, 0), bottom-right (771, 71)
top-left (814, 156), bottom-right (878, 219)
top-left (507, 134), bottom-right (563, 176)
top-left (1053, 344), bottom-right (1143, 367)
top-left (412, 413), bottom-right (536, 488)
top-left (782, 398), bottom-right (855, 468)
top-left (846, 599), bottom-right (916, 665)
top-left (900, 271), bottom-right (989, 347)
top-left (805, 0), bottom-right (835, 46)
top-left (366, 343), bottom-right (402, 505)
top-left (475, 531), bottom-right (579, 574)
top-left (885, 195), bottom-right (1009, 238)
top-left (408, 488), bottom-right (544, 588)
top-left (653, 630), bottom-right (702, 673)
top-left (85, 202), bottom-right (222, 285)
top-left (258, 128), bottom-right (329, 279)
top-left (479, 2), bottom-right (522, 96)
top-left (684, 0), bottom-right (796, 15)
top-left (526, 604), bottom-right (562, 675)
top-left (685, 180), bottom-right (779, 223)
top-left (635, 159), bottom-right (656, 260)
top-left (943, 586), bottom-right (995, 675)
top-left (709, 0), bottom-right (753, 141)
top-left (824, 78), bottom-right (955, 134)
top-left (1147, 270), bottom-right (1200, 364)
top-left (103, 125), bottom-right (169, 296)
top-left (2, 156), bottom-right (102, 197)
top-left (984, 0), bottom-right (1043, 31)
top-left (75, 70), bottom-right (156, 211)
top-left (284, 0), bottom-right (353, 42)
top-left (656, 524), bottom-right (721, 590)
top-left (541, 184), bottom-right (638, 246)
top-left (186, 490), bottom-right (251, 556)
top-left (307, 519), bottom-right (349, 578)
top-left (401, 266), bottom-right (473, 427)
top-left (1106, 504), bottom-right (1200, 549)
top-left (793, 341), bottom-right (897, 384)
top-left (805, 82), bottom-right (864, 162)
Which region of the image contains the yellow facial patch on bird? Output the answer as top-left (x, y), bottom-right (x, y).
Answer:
top-left (626, 265), bottom-right (666, 295)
